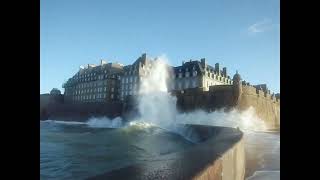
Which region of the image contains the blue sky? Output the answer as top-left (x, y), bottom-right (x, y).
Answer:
top-left (41, 0), bottom-right (280, 94)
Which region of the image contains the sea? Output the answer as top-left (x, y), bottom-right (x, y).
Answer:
top-left (40, 119), bottom-right (280, 180)
top-left (40, 120), bottom-right (195, 180)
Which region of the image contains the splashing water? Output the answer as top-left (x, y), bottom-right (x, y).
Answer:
top-left (135, 55), bottom-right (178, 129)
top-left (129, 55), bottom-right (267, 133)
top-left (131, 55), bottom-right (279, 180)
top-left (175, 107), bottom-right (267, 132)
top-left (42, 117), bottom-right (123, 128)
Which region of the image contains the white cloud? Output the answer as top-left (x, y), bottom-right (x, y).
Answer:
top-left (248, 18), bottom-right (278, 34)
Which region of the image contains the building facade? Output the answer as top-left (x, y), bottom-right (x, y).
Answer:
top-left (63, 54), bottom-right (234, 103)
top-left (63, 60), bottom-right (124, 103)
top-left (118, 53), bottom-right (165, 101)
top-left (170, 58), bottom-right (232, 92)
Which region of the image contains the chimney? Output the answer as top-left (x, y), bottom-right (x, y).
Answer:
top-left (101, 59), bottom-right (107, 65)
top-left (222, 67), bottom-right (227, 77)
top-left (215, 63), bottom-right (220, 74)
top-left (201, 58), bottom-right (206, 67)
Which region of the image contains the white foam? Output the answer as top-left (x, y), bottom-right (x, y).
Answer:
top-left (41, 117), bottom-right (124, 128)
top-left (246, 171), bottom-right (280, 180)
top-left (41, 120), bottom-right (86, 125)
top-left (86, 117), bottom-right (123, 128)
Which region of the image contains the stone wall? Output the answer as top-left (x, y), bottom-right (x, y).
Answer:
top-left (173, 84), bottom-right (280, 130)
top-left (40, 94), bottom-right (123, 121)
top-left (194, 138), bottom-right (245, 180)
top-left (237, 85), bottom-right (280, 130)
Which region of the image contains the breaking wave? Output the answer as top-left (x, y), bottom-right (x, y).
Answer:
top-left (41, 117), bottom-right (123, 129)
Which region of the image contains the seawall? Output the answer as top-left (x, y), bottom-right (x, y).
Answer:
top-left (40, 100), bottom-right (123, 121)
top-left (87, 125), bottom-right (245, 180)
top-left (173, 85), bottom-right (280, 131)
top-left (237, 87), bottom-right (280, 130)
top-left (40, 84), bottom-right (280, 130)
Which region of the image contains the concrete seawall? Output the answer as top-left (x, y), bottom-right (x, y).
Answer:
top-left (87, 125), bottom-right (245, 180)
top-left (194, 139), bottom-right (245, 180)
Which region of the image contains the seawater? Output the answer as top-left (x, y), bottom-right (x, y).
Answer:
top-left (40, 120), bottom-right (195, 180)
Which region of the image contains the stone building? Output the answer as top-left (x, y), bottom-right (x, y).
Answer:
top-left (170, 58), bottom-right (232, 91)
top-left (119, 53), bottom-right (151, 100)
top-left (63, 60), bottom-right (124, 103)
top-left (63, 54), bottom-right (235, 102)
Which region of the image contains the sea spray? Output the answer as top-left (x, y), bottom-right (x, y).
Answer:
top-left (135, 55), bottom-right (178, 129)
top-left (44, 55), bottom-right (268, 134)
top-left (41, 117), bottom-right (124, 128)
top-left (131, 55), bottom-right (267, 135)
top-left (175, 107), bottom-right (267, 132)
top-left (87, 117), bottom-right (123, 128)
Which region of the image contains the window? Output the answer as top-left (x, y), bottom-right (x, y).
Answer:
top-left (111, 88), bottom-right (114, 92)
top-left (193, 71), bottom-right (197, 77)
top-left (179, 73), bottom-right (182, 78)
top-left (185, 81), bottom-right (189, 89)
top-left (192, 80), bottom-right (197, 87)
top-left (186, 72), bottom-right (189, 77)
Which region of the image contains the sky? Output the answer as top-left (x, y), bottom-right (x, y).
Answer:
top-left (40, 0), bottom-right (280, 94)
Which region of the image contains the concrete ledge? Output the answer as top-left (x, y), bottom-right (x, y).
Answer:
top-left (87, 125), bottom-right (245, 180)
